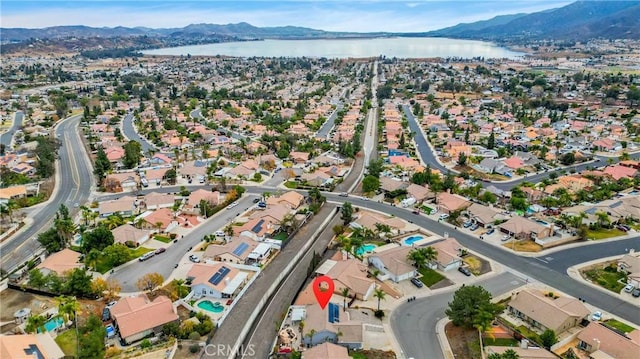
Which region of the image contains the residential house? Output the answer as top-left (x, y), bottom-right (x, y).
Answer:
top-left (237, 216), bottom-right (278, 241)
top-left (302, 342), bottom-right (350, 359)
top-left (477, 158), bottom-right (507, 175)
top-left (499, 216), bottom-right (553, 240)
top-left (98, 196), bottom-right (136, 218)
top-left (181, 160), bottom-right (211, 179)
top-left (0, 185), bottom-right (28, 204)
top-left (406, 183), bottom-right (435, 203)
top-left (0, 334), bottom-right (65, 359)
top-left (297, 295), bottom-right (364, 349)
top-left (577, 322), bottom-right (640, 359)
top-left (290, 151), bottom-right (310, 165)
top-left (436, 192), bottom-right (471, 214)
top-left (110, 295), bottom-right (179, 344)
top-left (379, 177), bottom-right (409, 193)
top-left (618, 250), bottom-right (640, 287)
top-left (485, 346), bottom-right (556, 359)
top-left (203, 237), bottom-right (259, 264)
top-left (604, 164), bottom-right (638, 180)
top-left (142, 192), bottom-right (175, 210)
top-left (149, 153), bottom-right (173, 166)
top-left (465, 203), bottom-right (506, 227)
top-left (10, 163), bottom-right (36, 177)
top-left (36, 248), bottom-right (83, 276)
top-left (140, 208), bottom-right (178, 232)
top-left (187, 263), bottom-right (249, 299)
top-left (104, 172), bottom-right (140, 192)
top-left (184, 189), bottom-right (220, 215)
top-left (316, 258), bottom-right (375, 300)
top-left (111, 224), bottom-right (150, 246)
top-left (563, 196), bottom-right (640, 225)
top-left (368, 246), bottom-right (416, 283)
top-left (228, 159), bottom-right (259, 179)
top-left (352, 211), bottom-right (406, 235)
top-left (507, 289), bottom-right (590, 334)
top-left (266, 191), bottom-right (305, 210)
top-left (431, 237), bottom-right (463, 271)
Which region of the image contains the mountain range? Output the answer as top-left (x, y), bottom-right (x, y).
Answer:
top-left (1, 1), bottom-right (639, 44)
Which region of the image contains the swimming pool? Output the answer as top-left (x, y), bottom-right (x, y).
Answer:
top-left (355, 244), bottom-right (377, 256)
top-left (41, 316), bottom-right (64, 332)
top-left (197, 300), bottom-right (224, 313)
top-left (402, 235), bottom-right (424, 246)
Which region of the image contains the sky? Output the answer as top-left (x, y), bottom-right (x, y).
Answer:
top-left (1, 1), bottom-right (573, 32)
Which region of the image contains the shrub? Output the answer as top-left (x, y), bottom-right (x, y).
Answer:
top-left (189, 331), bottom-right (200, 341)
top-left (125, 241), bottom-right (136, 248)
top-left (189, 344), bottom-right (200, 353)
top-left (374, 310), bottom-right (385, 318)
top-left (140, 339), bottom-right (151, 349)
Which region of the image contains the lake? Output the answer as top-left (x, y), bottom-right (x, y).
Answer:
top-left (142, 37), bottom-right (524, 59)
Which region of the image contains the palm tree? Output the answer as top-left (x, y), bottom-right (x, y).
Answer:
top-left (340, 287), bottom-right (350, 312)
top-left (80, 206), bottom-right (92, 226)
top-left (407, 248), bottom-right (426, 269)
top-left (473, 309), bottom-right (495, 359)
top-left (373, 288), bottom-right (386, 312)
top-left (25, 314), bottom-right (47, 333)
top-left (57, 295), bottom-right (79, 323)
top-left (595, 211), bottom-right (610, 228)
top-left (375, 223), bottom-right (392, 238)
top-left (85, 249), bottom-right (101, 271)
top-left (279, 213), bottom-right (299, 235)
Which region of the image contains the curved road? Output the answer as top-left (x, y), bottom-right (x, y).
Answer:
top-left (402, 105), bottom-right (638, 191)
top-left (0, 111), bottom-right (24, 147)
top-left (1, 114), bottom-right (93, 272)
top-left (121, 113), bottom-right (156, 153)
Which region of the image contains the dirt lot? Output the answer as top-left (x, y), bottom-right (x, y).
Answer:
top-left (463, 254), bottom-right (492, 276)
top-left (1, 288), bottom-right (106, 334)
top-left (445, 321), bottom-right (480, 359)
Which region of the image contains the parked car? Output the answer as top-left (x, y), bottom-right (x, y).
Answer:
top-left (616, 224), bottom-right (629, 232)
top-left (105, 301), bottom-right (117, 308)
top-left (101, 308), bottom-right (111, 322)
top-left (623, 283), bottom-right (635, 293)
top-left (253, 198), bottom-right (260, 203)
top-left (138, 252), bottom-right (155, 262)
top-left (469, 224), bottom-right (479, 231)
top-left (591, 311), bottom-right (602, 321)
top-left (633, 288), bottom-right (640, 298)
top-left (463, 221), bottom-right (473, 228)
top-left (439, 213), bottom-right (449, 220)
top-left (339, 192), bottom-right (349, 197)
top-left (458, 266), bottom-right (472, 276)
top-left (412, 210), bottom-right (420, 215)
top-left (501, 235), bottom-right (511, 242)
top-left (410, 277), bottom-right (424, 288)
top-left (189, 255), bottom-right (200, 263)
top-left (155, 248), bottom-right (166, 255)
top-left (486, 228), bottom-right (495, 235)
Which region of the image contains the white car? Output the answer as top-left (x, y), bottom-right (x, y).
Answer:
top-left (189, 255), bottom-right (200, 263)
top-left (501, 235), bottom-right (511, 242)
top-left (624, 283), bottom-right (635, 293)
top-left (215, 230), bottom-right (225, 237)
top-left (591, 311), bottom-right (602, 321)
top-left (439, 213), bottom-right (449, 220)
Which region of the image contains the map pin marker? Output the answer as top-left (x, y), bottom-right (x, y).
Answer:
top-left (312, 275), bottom-right (334, 310)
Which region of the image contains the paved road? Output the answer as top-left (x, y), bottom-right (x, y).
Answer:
top-left (0, 111), bottom-right (24, 147)
top-left (402, 105), bottom-right (639, 191)
top-left (111, 195), bottom-right (258, 292)
top-left (1, 114), bottom-right (93, 272)
top-left (362, 62), bottom-right (379, 166)
top-left (192, 108), bottom-right (250, 142)
top-left (316, 91), bottom-right (346, 139)
top-left (391, 272), bottom-right (525, 359)
top-left (121, 113), bottom-right (156, 153)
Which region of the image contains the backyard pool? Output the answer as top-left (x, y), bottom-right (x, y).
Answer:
top-left (402, 235), bottom-right (424, 246)
top-left (41, 316), bottom-right (64, 333)
top-left (355, 244), bottom-right (377, 256)
top-left (198, 300), bottom-right (224, 313)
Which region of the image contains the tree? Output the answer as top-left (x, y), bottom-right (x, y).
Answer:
top-left (445, 285), bottom-right (503, 329)
top-left (407, 246), bottom-right (437, 269)
top-left (560, 152), bottom-right (576, 166)
top-left (340, 202), bottom-right (354, 225)
top-left (28, 268), bottom-right (47, 290)
top-left (78, 314), bottom-right (106, 359)
top-left (540, 329), bottom-right (557, 349)
top-left (488, 349), bottom-right (519, 359)
top-left (164, 168), bottom-right (177, 185)
top-left (375, 223), bottom-right (392, 238)
top-left (340, 287), bottom-right (350, 312)
top-left (25, 314), bottom-right (47, 333)
top-left (367, 158), bottom-right (384, 178)
top-left (94, 146), bottom-right (111, 181)
top-left (122, 140), bottom-right (142, 169)
top-left (457, 152), bottom-right (468, 166)
top-left (82, 226), bottom-right (114, 253)
top-left (65, 268), bottom-right (95, 298)
top-left (103, 244), bottom-right (131, 267)
top-left (92, 277), bottom-right (122, 301)
top-left (136, 272), bottom-right (164, 293)
top-left (373, 288), bottom-right (386, 311)
top-left (487, 131), bottom-right (495, 149)
top-left (85, 249), bottom-right (101, 271)
top-left (56, 295), bottom-right (79, 323)
top-left (479, 191), bottom-right (497, 204)
top-left (38, 227), bottom-right (65, 253)
top-left (362, 175), bottom-right (380, 193)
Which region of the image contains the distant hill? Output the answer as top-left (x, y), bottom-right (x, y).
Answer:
top-left (426, 1), bottom-right (640, 40)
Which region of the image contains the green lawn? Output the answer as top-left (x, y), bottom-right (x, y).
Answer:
top-left (153, 235), bottom-right (171, 243)
top-left (95, 247), bottom-right (153, 274)
top-left (483, 337), bottom-right (519, 346)
top-left (604, 319), bottom-right (636, 333)
top-left (349, 353), bottom-right (367, 359)
top-left (54, 329), bottom-right (77, 357)
top-left (583, 267), bottom-right (627, 293)
top-left (586, 228), bottom-right (626, 240)
top-left (420, 205), bottom-right (434, 214)
top-left (418, 267), bottom-right (445, 287)
top-left (284, 181), bottom-right (298, 189)
top-left (517, 325), bottom-right (541, 344)
top-left (272, 232), bottom-right (288, 241)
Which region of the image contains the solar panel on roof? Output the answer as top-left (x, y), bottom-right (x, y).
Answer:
top-left (233, 242), bottom-right (250, 256)
top-left (251, 219), bottom-right (265, 233)
top-left (208, 266), bottom-right (231, 286)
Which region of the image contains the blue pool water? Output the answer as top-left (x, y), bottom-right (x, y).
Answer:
top-left (403, 236), bottom-right (424, 246)
top-left (356, 244), bottom-right (377, 256)
top-left (41, 316), bottom-right (64, 332)
top-left (198, 300), bottom-right (224, 313)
